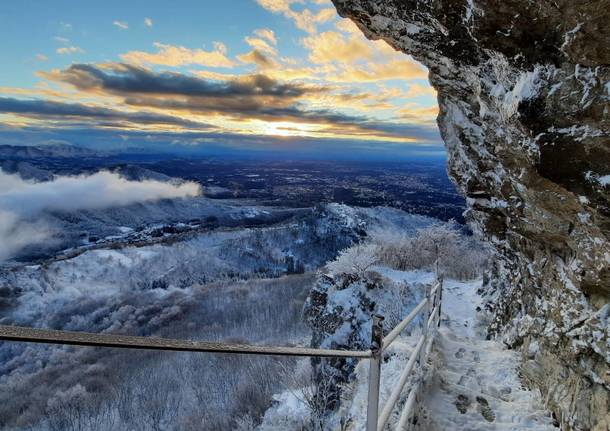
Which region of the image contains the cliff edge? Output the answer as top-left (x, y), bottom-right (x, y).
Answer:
top-left (331, 1), bottom-right (609, 429)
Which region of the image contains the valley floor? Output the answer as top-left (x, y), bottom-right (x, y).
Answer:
top-left (417, 279), bottom-right (557, 430)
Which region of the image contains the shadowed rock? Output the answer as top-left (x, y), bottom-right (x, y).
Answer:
top-left (331, 0), bottom-right (609, 429)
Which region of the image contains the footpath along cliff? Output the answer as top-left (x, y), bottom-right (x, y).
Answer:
top-left (331, 1), bottom-right (610, 429)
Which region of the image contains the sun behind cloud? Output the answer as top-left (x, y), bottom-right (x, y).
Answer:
top-left (0, 0), bottom-right (440, 150)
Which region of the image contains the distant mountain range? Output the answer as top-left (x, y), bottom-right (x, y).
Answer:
top-left (0, 143), bottom-right (99, 159)
top-left (0, 160), bottom-right (54, 181)
top-left (0, 144), bottom-right (178, 184)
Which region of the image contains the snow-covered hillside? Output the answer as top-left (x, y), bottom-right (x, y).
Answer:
top-left (0, 203), bottom-right (436, 430)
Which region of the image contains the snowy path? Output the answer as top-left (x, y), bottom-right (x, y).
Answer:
top-left (417, 279), bottom-right (557, 430)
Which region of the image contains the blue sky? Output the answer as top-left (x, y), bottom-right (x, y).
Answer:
top-left (0, 0), bottom-right (442, 159)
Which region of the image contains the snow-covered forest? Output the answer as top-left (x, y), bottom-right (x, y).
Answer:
top-left (0, 197), bottom-right (488, 430)
top-left (0, 193), bottom-right (486, 431)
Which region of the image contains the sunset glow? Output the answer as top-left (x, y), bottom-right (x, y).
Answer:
top-left (0, 0), bottom-right (442, 155)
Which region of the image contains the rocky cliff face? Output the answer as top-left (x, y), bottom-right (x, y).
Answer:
top-left (331, 1), bottom-right (610, 429)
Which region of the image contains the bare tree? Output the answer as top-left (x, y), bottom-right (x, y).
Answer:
top-left (131, 367), bottom-right (182, 431)
top-left (45, 384), bottom-right (116, 431)
top-left (413, 222), bottom-right (460, 276)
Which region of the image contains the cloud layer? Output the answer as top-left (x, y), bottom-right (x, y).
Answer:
top-left (0, 97), bottom-right (212, 129)
top-left (33, 63), bottom-right (438, 142)
top-left (0, 170), bottom-right (200, 261)
top-left (1, 0), bottom-right (441, 152)
top-left (44, 63), bottom-right (317, 98)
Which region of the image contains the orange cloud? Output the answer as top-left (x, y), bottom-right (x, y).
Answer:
top-left (298, 24), bottom-right (428, 82)
top-left (333, 59), bottom-right (428, 82)
top-left (261, 56), bottom-right (426, 83)
top-left (253, 28), bottom-right (277, 45)
top-left (255, 0), bottom-right (304, 14)
top-left (405, 83), bottom-right (437, 98)
top-left (256, 0), bottom-right (335, 34)
top-left (56, 46), bottom-right (84, 55)
top-left (237, 50), bottom-right (277, 68)
top-left (399, 105), bottom-right (439, 124)
top-left (120, 42), bottom-right (235, 68)
top-left (334, 18), bottom-right (362, 35)
top-left (244, 36), bottom-right (278, 56)
top-left (290, 8), bottom-right (337, 33)
top-left (302, 30), bottom-right (373, 64)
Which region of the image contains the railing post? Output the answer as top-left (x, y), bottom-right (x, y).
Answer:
top-left (366, 315), bottom-right (384, 431)
top-left (437, 278), bottom-right (443, 327)
top-left (418, 284), bottom-right (432, 365)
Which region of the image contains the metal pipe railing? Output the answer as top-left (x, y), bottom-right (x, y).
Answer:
top-left (382, 282), bottom-right (440, 350)
top-left (377, 305), bottom-right (438, 430)
top-left (0, 325), bottom-right (372, 358)
top-left (366, 315), bottom-right (384, 431)
top-left (0, 278), bottom-right (443, 431)
top-left (382, 298), bottom-right (428, 349)
top-left (378, 332), bottom-right (426, 429)
top-left (396, 379), bottom-right (420, 430)
top-left (396, 310), bottom-right (439, 430)
top-left (376, 279), bottom-right (442, 430)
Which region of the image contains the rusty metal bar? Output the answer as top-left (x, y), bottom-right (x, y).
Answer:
top-left (0, 325), bottom-right (372, 358)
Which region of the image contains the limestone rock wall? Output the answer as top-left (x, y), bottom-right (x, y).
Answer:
top-left (331, 1), bottom-right (610, 429)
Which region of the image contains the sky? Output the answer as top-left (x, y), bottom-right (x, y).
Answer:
top-left (0, 0), bottom-right (443, 159)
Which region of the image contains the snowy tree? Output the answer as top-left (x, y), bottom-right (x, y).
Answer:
top-left (412, 222), bottom-right (460, 276)
top-left (325, 243), bottom-right (379, 278)
top-left (369, 222), bottom-right (487, 279)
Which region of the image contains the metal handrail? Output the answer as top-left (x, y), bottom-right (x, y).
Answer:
top-left (0, 278), bottom-right (443, 431)
top-left (396, 311), bottom-right (438, 430)
top-left (382, 298), bottom-right (428, 349)
top-left (396, 379), bottom-right (420, 430)
top-left (377, 305), bottom-right (438, 430)
top-left (0, 325), bottom-right (372, 358)
top-left (382, 282), bottom-right (440, 349)
top-left (367, 278), bottom-right (443, 431)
